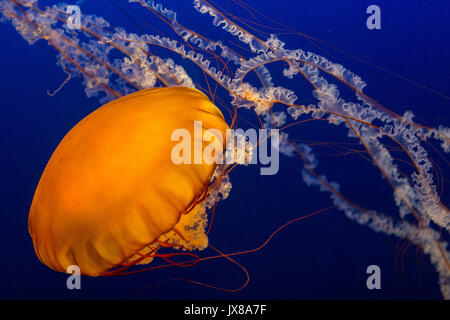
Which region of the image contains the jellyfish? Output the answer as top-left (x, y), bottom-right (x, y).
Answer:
top-left (29, 86), bottom-right (229, 276)
top-left (1, 0), bottom-right (449, 298)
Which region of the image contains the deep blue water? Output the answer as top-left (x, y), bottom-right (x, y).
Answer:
top-left (0, 0), bottom-right (449, 299)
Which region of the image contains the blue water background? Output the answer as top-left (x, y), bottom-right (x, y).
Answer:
top-left (0, 0), bottom-right (449, 299)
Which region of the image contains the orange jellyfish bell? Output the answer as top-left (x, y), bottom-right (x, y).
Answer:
top-left (28, 87), bottom-right (229, 276)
